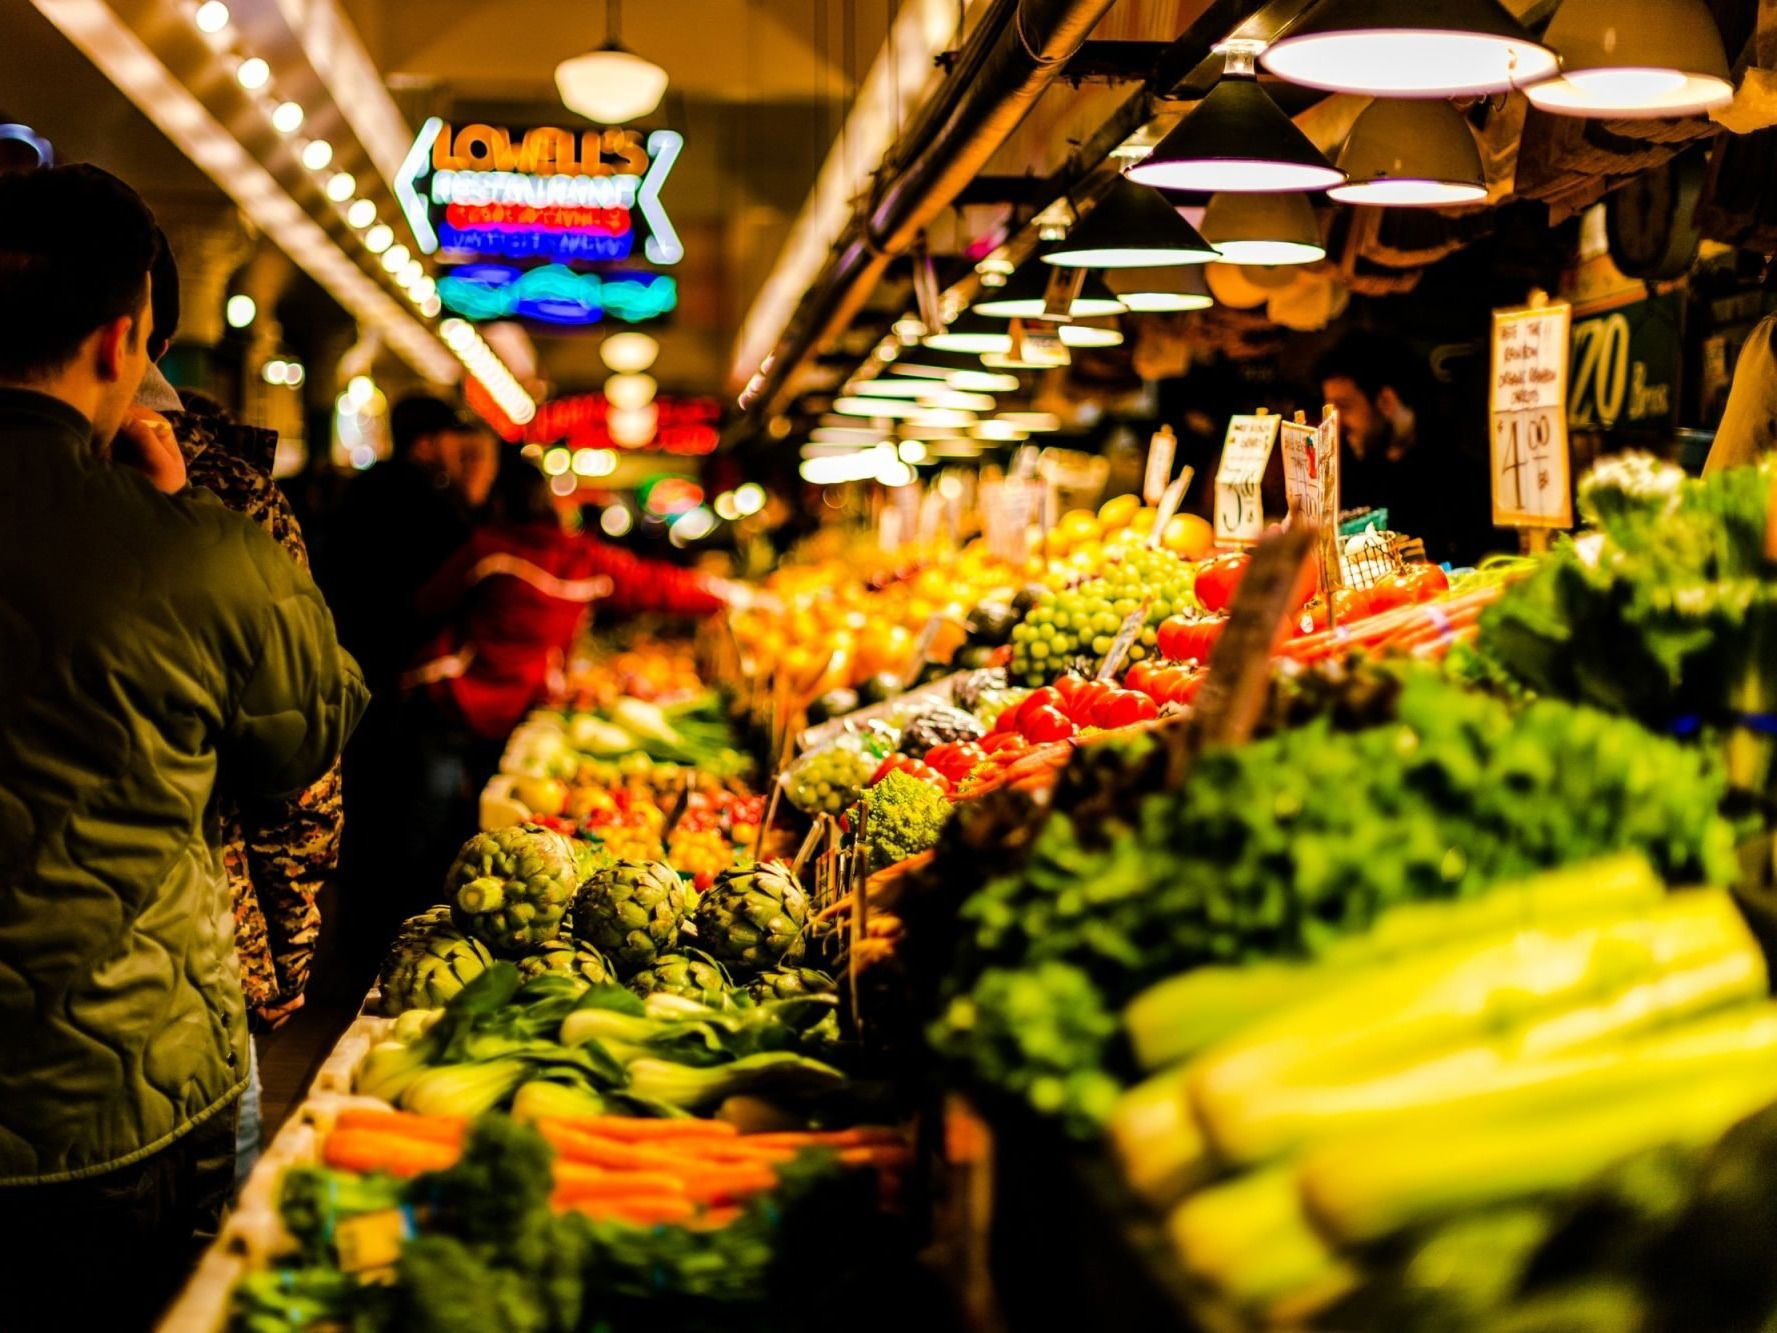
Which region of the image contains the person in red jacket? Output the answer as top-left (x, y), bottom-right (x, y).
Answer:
top-left (409, 458), bottom-right (738, 747)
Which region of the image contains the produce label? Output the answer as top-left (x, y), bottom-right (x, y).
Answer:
top-left (1145, 467), bottom-right (1196, 550)
top-left (1144, 425), bottom-right (1178, 507)
top-left (1490, 300), bottom-right (1574, 529)
top-left (334, 1207), bottom-right (414, 1274)
top-left (1215, 413), bottom-right (1281, 546)
top-left (1096, 602), bottom-right (1151, 681)
top-left (1281, 414), bottom-right (1339, 592)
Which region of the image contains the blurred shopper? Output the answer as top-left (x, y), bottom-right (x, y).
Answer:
top-left (1316, 333), bottom-right (1489, 565)
top-left (317, 395), bottom-right (478, 975)
top-left (0, 165), bottom-right (365, 1330)
top-left (136, 239), bottom-right (346, 1186)
top-left (404, 462), bottom-right (735, 836)
top-left (1706, 314), bottom-right (1777, 472)
top-left (459, 422), bottom-right (501, 516)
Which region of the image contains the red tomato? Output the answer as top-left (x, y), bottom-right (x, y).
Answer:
top-left (1014, 686), bottom-right (1064, 729)
top-left (1123, 660), bottom-right (1161, 695)
top-left (1401, 564), bottom-right (1449, 599)
top-left (1019, 705), bottom-right (1077, 744)
top-left (1365, 574), bottom-right (1419, 615)
top-left (1067, 679), bottom-right (1115, 725)
top-left (1148, 666), bottom-right (1203, 707)
top-left (1193, 554), bottom-right (1250, 614)
top-left (982, 730), bottom-right (1029, 754)
top-left (1094, 690), bottom-right (1158, 729)
top-left (1157, 614), bottom-right (1226, 664)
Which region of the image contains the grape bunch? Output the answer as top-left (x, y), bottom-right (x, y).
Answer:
top-left (1008, 548), bottom-right (1199, 687)
top-left (785, 745), bottom-right (878, 815)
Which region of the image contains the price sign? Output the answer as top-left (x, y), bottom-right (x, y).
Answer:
top-left (1146, 467), bottom-right (1195, 550)
top-left (1490, 299), bottom-right (1574, 529)
top-left (1096, 601), bottom-right (1151, 680)
top-left (1281, 410), bottom-right (1342, 593)
top-left (1214, 413), bottom-right (1281, 546)
top-left (1144, 425), bottom-right (1178, 507)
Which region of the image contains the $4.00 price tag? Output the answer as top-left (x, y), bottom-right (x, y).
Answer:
top-left (1490, 299), bottom-right (1573, 529)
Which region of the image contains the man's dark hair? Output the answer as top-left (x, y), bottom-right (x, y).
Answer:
top-left (0, 164), bottom-right (159, 381)
top-left (489, 457), bottom-right (558, 527)
top-left (1315, 332), bottom-right (1430, 412)
top-left (390, 394), bottom-right (469, 458)
top-left (147, 227), bottom-right (180, 363)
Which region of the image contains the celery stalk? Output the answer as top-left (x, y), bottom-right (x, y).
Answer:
top-left (1191, 890), bottom-right (1761, 1165)
top-left (1167, 1167), bottom-right (1360, 1317)
top-left (1124, 855), bottom-right (1665, 1073)
top-left (1106, 1069), bottom-right (1214, 1207)
top-left (1300, 1049), bottom-right (1777, 1245)
top-left (510, 1079), bottom-right (608, 1122)
top-left (398, 1059), bottom-right (529, 1117)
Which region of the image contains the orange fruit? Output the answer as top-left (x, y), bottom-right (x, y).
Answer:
top-left (1162, 513), bottom-right (1214, 560)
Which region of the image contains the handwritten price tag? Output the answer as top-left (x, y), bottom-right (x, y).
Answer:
top-left (1214, 413), bottom-right (1280, 546)
top-left (1490, 300), bottom-right (1574, 529)
top-left (1144, 425), bottom-right (1178, 507)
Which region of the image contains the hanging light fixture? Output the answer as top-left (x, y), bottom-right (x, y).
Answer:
top-left (1043, 178), bottom-right (1220, 268)
top-left (1126, 43), bottom-right (1345, 193)
top-left (1327, 98), bottom-right (1488, 205)
top-left (556, 0), bottom-right (669, 125)
top-left (924, 311), bottom-right (1124, 354)
top-left (1102, 265), bottom-right (1214, 313)
top-left (1526, 0), bottom-right (1733, 118)
top-left (848, 376), bottom-right (941, 398)
top-left (1200, 192), bottom-right (1326, 265)
top-left (1262, 0), bottom-right (1557, 98)
top-left (972, 263), bottom-right (1126, 319)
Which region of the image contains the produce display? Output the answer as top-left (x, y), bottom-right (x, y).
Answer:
top-left (183, 456), bottom-right (1777, 1333)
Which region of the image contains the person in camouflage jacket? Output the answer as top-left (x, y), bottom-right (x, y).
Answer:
top-left (170, 399), bottom-right (344, 1028)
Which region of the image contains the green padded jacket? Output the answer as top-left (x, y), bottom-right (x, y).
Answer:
top-left (0, 389), bottom-right (368, 1185)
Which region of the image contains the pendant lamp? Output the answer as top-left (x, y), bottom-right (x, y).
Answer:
top-left (973, 264), bottom-right (1127, 319)
top-left (1199, 192), bottom-right (1326, 265)
top-left (1125, 66), bottom-right (1345, 193)
top-left (924, 312), bottom-right (1124, 354)
top-left (889, 350), bottom-right (1020, 391)
top-left (556, 0), bottom-right (669, 124)
top-left (1102, 265), bottom-right (1214, 312)
top-left (846, 377), bottom-right (939, 398)
top-left (1328, 99), bottom-right (1488, 205)
top-left (1526, 0), bottom-right (1733, 118)
top-left (1042, 178), bottom-right (1220, 268)
top-left (1262, 0), bottom-right (1558, 98)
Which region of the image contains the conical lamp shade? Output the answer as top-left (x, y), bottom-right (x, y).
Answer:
top-left (1262, 0), bottom-right (1558, 97)
top-left (1043, 178), bottom-right (1220, 268)
top-left (1328, 99), bottom-right (1487, 205)
top-left (973, 264), bottom-right (1126, 318)
top-left (1200, 192), bottom-right (1325, 266)
top-left (1526, 0), bottom-right (1733, 118)
top-left (1102, 265), bottom-right (1214, 312)
top-left (556, 45), bottom-right (669, 123)
top-left (1126, 78), bottom-right (1345, 193)
top-left (924, 311), bottom-right (1124, 354)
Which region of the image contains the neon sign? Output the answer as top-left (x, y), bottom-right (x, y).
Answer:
top-left (438, 264), bottom-right (678, 326)
top-left (397, 118), bottom-right (683, 267)
top-left (524, 393), bottom-right (720, 455)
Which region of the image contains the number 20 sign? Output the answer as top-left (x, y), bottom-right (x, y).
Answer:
top-left (1489, 300), bottom-right (1574, 529)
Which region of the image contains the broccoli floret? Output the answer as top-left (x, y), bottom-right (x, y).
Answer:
top-left (860, 769), bottom-right (953, 872)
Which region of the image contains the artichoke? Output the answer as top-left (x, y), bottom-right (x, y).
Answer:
top-left (515, 939), bottom-right (615, 989)
top-left (743, 966), bottom-right (836, 1004)
top-left (900, 704), bottom-right (985, 758)
top-left (572, 859), bottom-right (690, 973)
top-left (377, 908), bottom-right (495, 1015)
top-left (692, 862), bottom-right (811, 974)
top-left (446, 824), bottom-right (581, 955)
top-left (627, 951), bottom-right (732, 1002)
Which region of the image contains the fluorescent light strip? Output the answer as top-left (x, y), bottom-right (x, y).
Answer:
top-left (263, 0), bottom-right (415, 186)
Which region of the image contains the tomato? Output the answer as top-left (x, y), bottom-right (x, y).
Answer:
top-left (1123, 660), bottom-right (1161, 695)
top-left (1014, 686), bottom-right (1064, 729)
top-left (1147, 665), bottom-right (1203, 707)
top-left (982, 730), bottom-right (1029, 754)
top-left (1066, 679), bottom-right (1115, 725)
top-left (1299, 589), bottom-right (1371, 634)
top-left (1019, 705), bottom-right (1077, 744)
top-left (1400, 563), bottom-right (1449, 599)
top-left (1193, 554), bottom-right (1250, 614)
top-left (869, 754), bottom-right (950, 792)
top-left (1365, 574), bottom-right (1419, 615)
top-left (1094, 689), bottom-right (1158, 729)
top-left (1053, 675), bottom-right (1085, 708)
top-left (1157, 614), bottom-right (1226, 664)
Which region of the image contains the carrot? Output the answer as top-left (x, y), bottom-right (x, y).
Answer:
top-left (678, 1167), bottom-right (778, 1204)
top-left (838, 1145), bottom-right (914, 1170)
top-left (564, 1196), bottom-right (697, 1226)
top-left (552, 1160), bottom-right (687, 1198)
top-left (540, 1115), bottom-right (738, 1142)
top-left (745, 1127), bottom-right (905, 1149)
top-left (323, 1128), bottom-right (459, 1178)
top-left (333, 1108), bottom-right (466, 1146)
top-left (658, 1140), bottom-right (797, 1165)
top-left (538, 1125), bottom-right (693, 1173)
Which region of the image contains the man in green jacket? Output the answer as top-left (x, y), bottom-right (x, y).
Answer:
top-left (0, 166), bottom-right (368, 1328)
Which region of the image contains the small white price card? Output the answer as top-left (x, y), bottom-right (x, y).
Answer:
top-left (1144, 425), bottom-right (1178, 506)
top-left (1281, 412), bottom-right (1342, 590)
top-left (1214, 413), bottom-right (1281, 546)
top-left (1490, 300), bottom-right (1574, 529)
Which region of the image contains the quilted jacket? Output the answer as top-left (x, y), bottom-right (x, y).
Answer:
top-left (0, 389), bottom-right (367, 1184)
